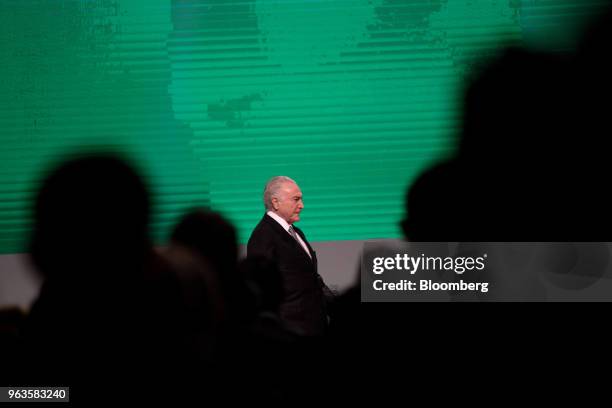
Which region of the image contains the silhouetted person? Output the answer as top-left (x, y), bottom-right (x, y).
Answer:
top-left (161, 244), bottom-right (222, 362)
top-left (0, 307), bottom-right (26, 385)
top-left (405, 47), bottom-right (574, 242)
top-left (170, 208), bottom-right (254, 325)
top-left (571, 7), bottom-right (612, 240)
top-left (169, 209), bottom-right (261, 401)
top-left (22, 153), bottom-right (185, 402)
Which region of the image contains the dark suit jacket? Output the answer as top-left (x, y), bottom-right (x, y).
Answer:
top-left (247, 214), bottom-right (332, 336)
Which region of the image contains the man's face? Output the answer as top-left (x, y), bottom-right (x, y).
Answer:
top-left (273, 181), bottom-right (304, 224)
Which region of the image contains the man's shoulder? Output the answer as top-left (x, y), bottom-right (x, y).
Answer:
top-left (248, 215), bottom-right (278, 242)
top-left (247, 215), bottom-right (281, 258)
top-left (252, 214), bottom-right (273, 231)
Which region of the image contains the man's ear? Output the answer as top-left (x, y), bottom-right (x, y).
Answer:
top-left (271, 196), bottom-right (279, 210)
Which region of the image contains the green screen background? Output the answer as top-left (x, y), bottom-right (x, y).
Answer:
top-left (0, 0), bottom-right (605, 253)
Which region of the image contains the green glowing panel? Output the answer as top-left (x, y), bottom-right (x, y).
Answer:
top-left (0, 0), bottom-right (602, 253)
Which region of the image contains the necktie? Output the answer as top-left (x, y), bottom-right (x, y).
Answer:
top-left (288, 225), bottom-right (300, 242)
top-left (289, 226), bottom-right (311, 258)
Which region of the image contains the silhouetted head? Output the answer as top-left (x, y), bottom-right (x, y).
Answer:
top-left (402, 160), bottom-right (465, 241)
top-left (461, 47), bottom-right (570, 168)
top-left (577, 6), bottom-right (612, 64)
top-left (171, 209), bottom-right (238, 276)
top-left (575, 6), bottom-right (612, 155)
top-left (29, 153), bottom-right (151, 278)
top-left (405, 46), bottom-right (580, 241)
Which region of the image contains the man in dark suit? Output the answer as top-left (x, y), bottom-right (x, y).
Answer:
top-left (247, 176), bottom-right (334, 336)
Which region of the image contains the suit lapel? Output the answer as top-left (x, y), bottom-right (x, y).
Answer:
top-left (293, 225), bottom-right (316, 266)
top-left (262, 214), bottom-right (314, 264)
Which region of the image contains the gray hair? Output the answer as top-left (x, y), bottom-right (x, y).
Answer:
top-left (263, 176), bottom-right (296, 210)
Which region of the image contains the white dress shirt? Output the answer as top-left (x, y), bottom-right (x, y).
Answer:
top-left (266, 210), bottom-right (312, 258)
